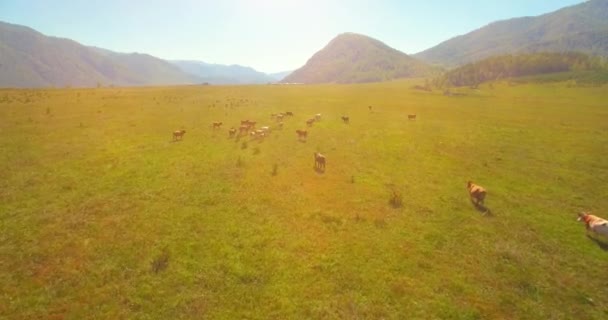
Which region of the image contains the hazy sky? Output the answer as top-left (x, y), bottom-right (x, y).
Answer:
top-left (0, 0), bottom-right (583, 73)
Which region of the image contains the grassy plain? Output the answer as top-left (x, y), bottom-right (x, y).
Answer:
top-left (1, 80), bottom-right (608, 319)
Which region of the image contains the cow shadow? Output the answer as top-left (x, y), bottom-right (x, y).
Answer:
top-left (587, 235), bottom-right (608, 251)
top-left (298, 139), bottom-right (307, 143)
top-left (313, 166), bottom-right (325, 174)
top-left (472, 201), bottom-right (492, 216)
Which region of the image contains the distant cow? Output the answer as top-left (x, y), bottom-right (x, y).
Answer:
top-left (285, 112), bottom-right (294, 116)
top-left (276, 114), bottom-right (284, 121)
top-left (278, 122), bottom-right (284, 129)
top-left (296, 129), bottom-right (307, 140)
top-left (239, 125), bottom-right (249, 134)
top-left (228, 127), bottom-right (237, 137)
top-left (578, 212), bottom-right (608, 238)
top-left (315, 113), bottom-right (322, 121)
top-left (408, 114), bottom-right (417, 120)
top-left (314, 152), bottom-right (326, 171)
top-left (212, 121), bottom-right (223, 128)
top-left (368, 105), bottom-right (372, 111)
top-left (306, 119), bottom-right (315, 127)
top-left (467, 181), bottom-right (486, 205)
top-left (173, 129), bottom-right (186, 141)
top-left (341, 116), bottom-right (349, 123)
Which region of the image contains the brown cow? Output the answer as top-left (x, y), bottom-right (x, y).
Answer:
top-left (296, 129), bottom-right (307, 140)
top-left (212, 121), bottom-right (223, 129)
top-left (341, 116), bottom-right (349, 123)
top-left (239, 125), bottom-right (249, 134)
top-left (173, 129), bottom-right (186, 141)
top-left (467, 181), bottom-right (486, 205)
top-left (306, 119), bottom-right (315, 127)
top-left (314, 152), bottom-right (326, 170)
top-left (228, 127), bottom-right (237, 137)
top-left (408, 114), bottom-right (417, 120)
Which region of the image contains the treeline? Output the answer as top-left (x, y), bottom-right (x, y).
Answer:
top-left (435, 52), bottom-right (608, 87)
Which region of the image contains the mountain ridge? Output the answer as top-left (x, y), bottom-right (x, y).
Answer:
top-left (282, 32), bottom-right (436, 84)
top-left (414, 0), bottom-right (608, 67)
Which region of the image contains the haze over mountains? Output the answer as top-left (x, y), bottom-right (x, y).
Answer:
top-left (171, 60), bottom-right (278, 85)
top-left (1, 0), bottom-right (607, 87)
top-left (415, 0), bottom-right (608, 67)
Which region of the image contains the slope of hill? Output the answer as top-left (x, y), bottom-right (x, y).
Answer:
top-left (171, 60), bottom-right (276, 84)
top-left (415, 0), bottom-right (608, 68)
top-left (0, 21), bottom-right (200, 88)
top-left (283, 33), bottom-right (436, 84)
top-left (438, 52), bottom-right (607, 87)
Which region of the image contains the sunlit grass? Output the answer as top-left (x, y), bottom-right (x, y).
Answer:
top-left (1, 80), bottom-right (607, 319)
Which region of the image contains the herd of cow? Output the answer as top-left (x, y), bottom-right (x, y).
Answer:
top-left (171, 112), bottom-right (607, 243)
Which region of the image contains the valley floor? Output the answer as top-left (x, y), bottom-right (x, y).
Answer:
top-left (1, 80), bottom-right (607, 319)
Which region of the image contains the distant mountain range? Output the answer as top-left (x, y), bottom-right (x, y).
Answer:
top-left (0, 21), bottom-right (200, 88)
top-left (1, 0), bottom-right (607, 87)
top-left (0, 21), bottom-right (286, 88)
top-left (171, 60), bottom-right (285, 84)
top-left (282, 33), bottom-right (436, 84)
top-left (414, 0), bottom-right (608, 67)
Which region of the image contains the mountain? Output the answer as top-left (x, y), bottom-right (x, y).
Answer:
top-left (268, 70), bottom-right (293, 81)
top-left (415, 0), bottom-right (608, 68)
top-left (0, 21), bottom-right (201, 88)
top-left (171, 60), bottom-right (276, 84)
top-left (282, 33), bottom-right (436, 84)
top-left (438, 52), bottom-right (607, 87)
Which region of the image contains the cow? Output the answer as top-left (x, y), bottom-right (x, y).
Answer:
top-left (278, 122), bottom-right (284, 129)
top-left (173, 129), bottom-right (186, 141)
top-left (341, 116), bottom-right (349, 124)
top-left (296, 129), bottom-right (307, 140)
top-left (285, 112), bottom-right (294, 116)
top-left (306, 119), bottom-right (315, 127)
top-left (239, 125), bottom-right (250, 134)
top-left (212, 121), bottom-right (223, 129)
top-left (276, 114), bottom-right (284, 121)
top-left (228, 127), bottom-right (237, 137)
top-left (578, 212), bottom-right (608, 239)
top-left (467, 181), bottom-right (486, 205)
top-left (314, 152), bottom-right (326, 171)
top-left (315, 113), bottom-right (322, 121)
top-left (408, 114), bottom-right (417, 120)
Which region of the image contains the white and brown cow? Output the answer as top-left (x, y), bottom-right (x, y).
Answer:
top-left (578, 212), bottom-right (608, 238)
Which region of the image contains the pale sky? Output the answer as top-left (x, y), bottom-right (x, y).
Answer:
top-left (0, 0), bottom-right (584, 73)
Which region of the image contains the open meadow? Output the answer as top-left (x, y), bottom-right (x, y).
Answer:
top-left (1, 80), bottom-right (608, 319)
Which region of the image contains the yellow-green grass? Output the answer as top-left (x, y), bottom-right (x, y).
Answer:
top-left (1, 80), bottom-right (607, 319)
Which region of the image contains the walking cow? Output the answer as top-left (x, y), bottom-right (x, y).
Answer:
top-left (314, 152), bottom-right (326, 171)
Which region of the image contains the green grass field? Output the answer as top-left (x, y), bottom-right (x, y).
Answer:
top-left (1, 80), bottom-right (608, 319)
